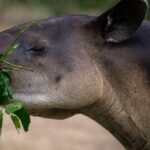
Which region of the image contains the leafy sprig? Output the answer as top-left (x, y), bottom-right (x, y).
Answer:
top-left (0, 21), bottom-right (39, 136)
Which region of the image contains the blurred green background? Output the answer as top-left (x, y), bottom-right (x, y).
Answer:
top-left (0, 0), bottom-right (150, 29)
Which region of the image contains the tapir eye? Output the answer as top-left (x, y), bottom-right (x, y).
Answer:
top-left (25, 45), bottom-right (47, 56)
top-left (30, 46), bottom-right (45, 52)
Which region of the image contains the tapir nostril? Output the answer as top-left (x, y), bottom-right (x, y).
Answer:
top-left (55, 75), bottom-right (62, 83)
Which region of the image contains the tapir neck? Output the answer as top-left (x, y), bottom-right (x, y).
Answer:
top-left (80, 85), bottom-right (148, 150)
top-left (77, 51), bottom-right (149, 149)
top-left (79, 26), bottom-right (150, 149)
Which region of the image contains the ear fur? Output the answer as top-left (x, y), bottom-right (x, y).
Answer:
top-left (85, 0), bottom-right (148, 43)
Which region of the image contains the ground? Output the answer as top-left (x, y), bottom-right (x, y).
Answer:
top-left (0, 115), bottom-right (124, 150)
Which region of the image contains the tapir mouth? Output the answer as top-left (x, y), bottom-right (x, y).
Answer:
top-left (28, 107), bottom-right (77, 119)
top-left (13, 93), bottom-right (52, 109)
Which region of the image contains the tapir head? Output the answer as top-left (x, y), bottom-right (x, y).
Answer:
top-left (0, 0), bottom-right (148, 118)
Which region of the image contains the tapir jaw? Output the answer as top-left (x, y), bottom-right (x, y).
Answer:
top-left (28, 108), bottom-right (77, 119)
top-left (12, 92), bottom-right (77, 119)
top-left (11, 63), bottom-right (103, 111)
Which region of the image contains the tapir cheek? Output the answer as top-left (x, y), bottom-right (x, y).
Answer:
top-left (10, 53), bottom-right (102, 110)
top-left (11, 68), bottom-right (101, 110)
top-left (49, 68), bottom-right (102, 109)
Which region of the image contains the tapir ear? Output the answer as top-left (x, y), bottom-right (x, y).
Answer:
top-left (84, 0), bottom-right (148, 43)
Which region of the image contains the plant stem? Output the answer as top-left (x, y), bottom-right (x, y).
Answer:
top-left (2, 60), bottom-right (33, 71)
top-left (3, 21), bottom-right (38, 59)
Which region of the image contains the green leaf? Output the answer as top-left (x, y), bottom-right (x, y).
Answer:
top-left (0, 54), bottom-right (4, 61)
top-left (11, 114), bottom-right (21, 132)
top-left (12, 43), bottom-right (20, 49)
top-left (0, 111), bottom-right (3, 136)
top-left (0, 72), bottom-right (12, 100)
top-left (7, 43), bottom-right (20, 55)
top-left (14, 107), bottom-right (30, 132)
top-left (5, 101), bottom-right (22, 114)
top-left (2, 71), bottom-right (11, 80)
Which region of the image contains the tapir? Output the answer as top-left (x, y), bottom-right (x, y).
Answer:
top-left (0, 0), bottom-right (150, 149)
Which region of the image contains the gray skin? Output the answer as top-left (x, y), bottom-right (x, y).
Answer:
top-left (0, 0), bottom-right (150, 149)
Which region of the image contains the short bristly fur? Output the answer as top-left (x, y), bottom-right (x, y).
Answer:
top-left (0, 0), bottom-right (150, 149)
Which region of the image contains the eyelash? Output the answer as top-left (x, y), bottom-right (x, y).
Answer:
top-left (29, 46), bottom-right (45, 52)
top-left (25, 46), bottom-right (47, 57)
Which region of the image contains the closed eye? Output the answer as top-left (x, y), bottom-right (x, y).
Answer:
top-left (29, 46), bottom-right (46, 52)
top-left (25, 45), bottom-right (47, 56)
